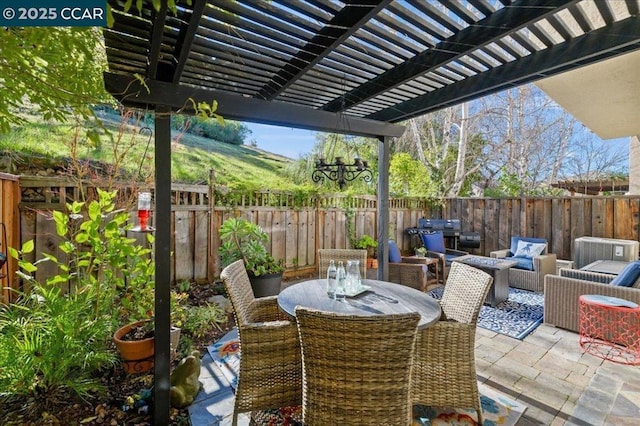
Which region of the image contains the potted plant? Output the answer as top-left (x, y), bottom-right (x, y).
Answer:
top-left (219, 217), bottom-right (285, 297)
top-left (355, 234), bottom-right (378, 269)
top-left (414, 247), bottom-right (427, 257)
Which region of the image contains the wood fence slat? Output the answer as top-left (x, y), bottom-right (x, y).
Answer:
top-left (308, 208), bottom-right (317, 266)
top-left (614, 198), bottom-right (632, 240)
top-left (285, 210), bottom-right (298, 268)
top-left (174, 210), bottom-right (194, 282)
top-left (193, 210), bottom-right (209, 283)
top-left (297, 210), bottom-right (308, 267)
top-left (271, 210), bottom-right (286, 261)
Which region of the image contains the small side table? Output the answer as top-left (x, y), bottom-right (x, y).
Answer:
top-left (579, 295), bottom-right (640, 365)
top-left (555, 259), bottom-right (574, 275)
top-left (405, 256), bottom-right (439, 288)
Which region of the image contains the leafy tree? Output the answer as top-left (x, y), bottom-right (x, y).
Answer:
top-left (389, 153), bottom-right (435, 197)
top-left (395, 108), bottom-right (487, 198)
top-left (0, 27), bottom-right (110, 133)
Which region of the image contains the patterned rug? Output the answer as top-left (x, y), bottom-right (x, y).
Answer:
top-left (428, 287), bottom-right (544, 339)
top-left (208, 329), bottom-right (527, 425)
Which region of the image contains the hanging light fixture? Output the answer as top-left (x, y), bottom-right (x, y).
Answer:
top-left (312, 155), bottom-right (373, 190)
top-left (311, 76), bottom-right (373, 190)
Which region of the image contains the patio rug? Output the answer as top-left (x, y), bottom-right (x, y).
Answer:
top-left (209, 329), bottom-right (527, 426)
top-left (428, 287), bottom-right (544, 340)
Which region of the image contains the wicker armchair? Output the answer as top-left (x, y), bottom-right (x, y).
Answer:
top-left (420, 231), bottom-right (468, 283)
top-left (388, 240), bottom-right (435, 291)
top-left (544, 268), bottom-right (640, 332)
top-left (295, 307), bottom-right (420, 425)
top-left (490, 236), bottom-right (556, 292)
top-left (412, 262), bottom-right (493, 425)
top-left (220, 260), bottom-right (302, 425)
top-left (318, 249), bottom-right (367, 278)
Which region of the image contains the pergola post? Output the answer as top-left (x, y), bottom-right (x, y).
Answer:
top-left (377, 136), bottom-right (390, 281)
top-left (153, 105), bottom-right (172, 424)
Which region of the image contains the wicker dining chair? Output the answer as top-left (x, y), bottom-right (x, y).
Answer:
top-left (295, 307), bottom-right (420, 426)
top-left (411, 262), bottom-right (493, 424)
top-left (220, 260), bottom-right (302, 425)
top-left (317, 248), bottom-right (367, 278)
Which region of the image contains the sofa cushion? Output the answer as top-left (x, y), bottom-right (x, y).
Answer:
top-left (510, 236), bottom-right (546, 257)
top-left (421, 231), bottom-right (445, 254)
top-left (511, 256), bottom-right (535, 271)
top-left (513, 240), bottom-right (547, 259)
top-left (388, 240), bottom-right (402, 263)
top-left (610, 261), bottom-right (640, 287)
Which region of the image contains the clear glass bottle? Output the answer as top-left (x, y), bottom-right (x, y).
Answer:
top-left (335, 261), bottom-right (346, 301)
top-left (326, 260), bottom-right (337, 299)
top-left (346, 260), bottom-right (361, 292)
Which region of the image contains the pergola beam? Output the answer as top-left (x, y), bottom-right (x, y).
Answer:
top-left (369, 15), bottom-right (640, 122)
top-left (322, 0), bottom-right (578, 113)
top-left (103, 72), bottom-right (405, 138)
top-left (257, 0), bottom-right (393, 101)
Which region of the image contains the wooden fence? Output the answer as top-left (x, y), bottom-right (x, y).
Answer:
top-left (6, 175), bottom-right (640, 295)
top-left (0, 173), bottom-right (20, 304)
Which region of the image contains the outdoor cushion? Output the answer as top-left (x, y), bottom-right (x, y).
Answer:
top-left (509, 236), bottom-right (547, 257)
top-left (389, 240), bottom-right (402, 263)
top-left (511, 256), bottom-right (535, 271)
top-left (421, 231), bottom-right (446, 254)
top-left (444, 253), bottom-right (461, 266)
top-left (609, 261), bottom-right (640, 287)
top-left (513, 240), bottom-right (547, 259)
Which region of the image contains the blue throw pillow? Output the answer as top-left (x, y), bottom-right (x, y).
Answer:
top-left (510, 236), bottom-right (547, 257)
top-left (609, 261), bottom-right (640, 287)
top-left (388, 240), bottom-right (402, 263)
top-left (421, 231), bottom-right (445, 254)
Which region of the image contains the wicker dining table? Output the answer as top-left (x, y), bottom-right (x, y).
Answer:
top-left (277, 278), bottom-right (441, 329)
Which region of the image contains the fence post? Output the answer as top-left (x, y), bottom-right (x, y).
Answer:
top-left (209, 169), bottom-right (219, 281)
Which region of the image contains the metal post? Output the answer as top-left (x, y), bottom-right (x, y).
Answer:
top-left (377, 136), bottom-right (390, 281)
top-left (153, 105), bottom-right (172, 424)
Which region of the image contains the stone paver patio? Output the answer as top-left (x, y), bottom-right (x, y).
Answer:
top-left (189, 278), bottom-right (640, 425)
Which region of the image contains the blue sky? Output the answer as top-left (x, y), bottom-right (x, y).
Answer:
top-left (244, 121), bottom-right (630, 173)
top-left (244, 122), bottom-right (318, 159)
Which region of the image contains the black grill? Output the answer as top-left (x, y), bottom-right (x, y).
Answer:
top-left (405, 218), bottom-right (480, 249)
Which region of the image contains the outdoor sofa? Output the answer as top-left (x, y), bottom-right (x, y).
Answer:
top-left (544, 267), bottom-right (640, 333)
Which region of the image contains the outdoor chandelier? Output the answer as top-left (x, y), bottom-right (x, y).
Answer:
top-left (312, 156), bottom-right (373, 190)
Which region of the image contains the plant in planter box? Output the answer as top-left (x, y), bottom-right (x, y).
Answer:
top-left (355, 234), bottom-right (378, 268)
top-left (219, 217), bottom-right (285, 297)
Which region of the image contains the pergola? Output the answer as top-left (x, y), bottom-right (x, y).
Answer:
top-left (102, 1), bottom-right (640, 422)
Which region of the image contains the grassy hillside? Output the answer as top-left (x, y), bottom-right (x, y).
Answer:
top-left (0, 117), bottom-right (307, 191)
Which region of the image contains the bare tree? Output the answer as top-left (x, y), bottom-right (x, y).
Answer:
top-left (474, 85), bottom-right (576, 194)
top-left (560, 127), bottom-right (627, 183)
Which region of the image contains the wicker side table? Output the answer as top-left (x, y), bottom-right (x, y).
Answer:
top-left (579, 295), bottom-right (640, 365)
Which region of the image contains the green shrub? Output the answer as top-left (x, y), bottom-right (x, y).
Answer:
top-left (182, 304), bottom-right (228, 340)
top-left (1, 189), bottom-right (154, 404)
top-left (0, 284), bottom-right (117, 401)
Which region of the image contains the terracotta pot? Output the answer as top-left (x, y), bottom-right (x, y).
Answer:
top-left (113, 320), bottom-right (154, 374)
top-left (113, 320), bottom-right (181, 374)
